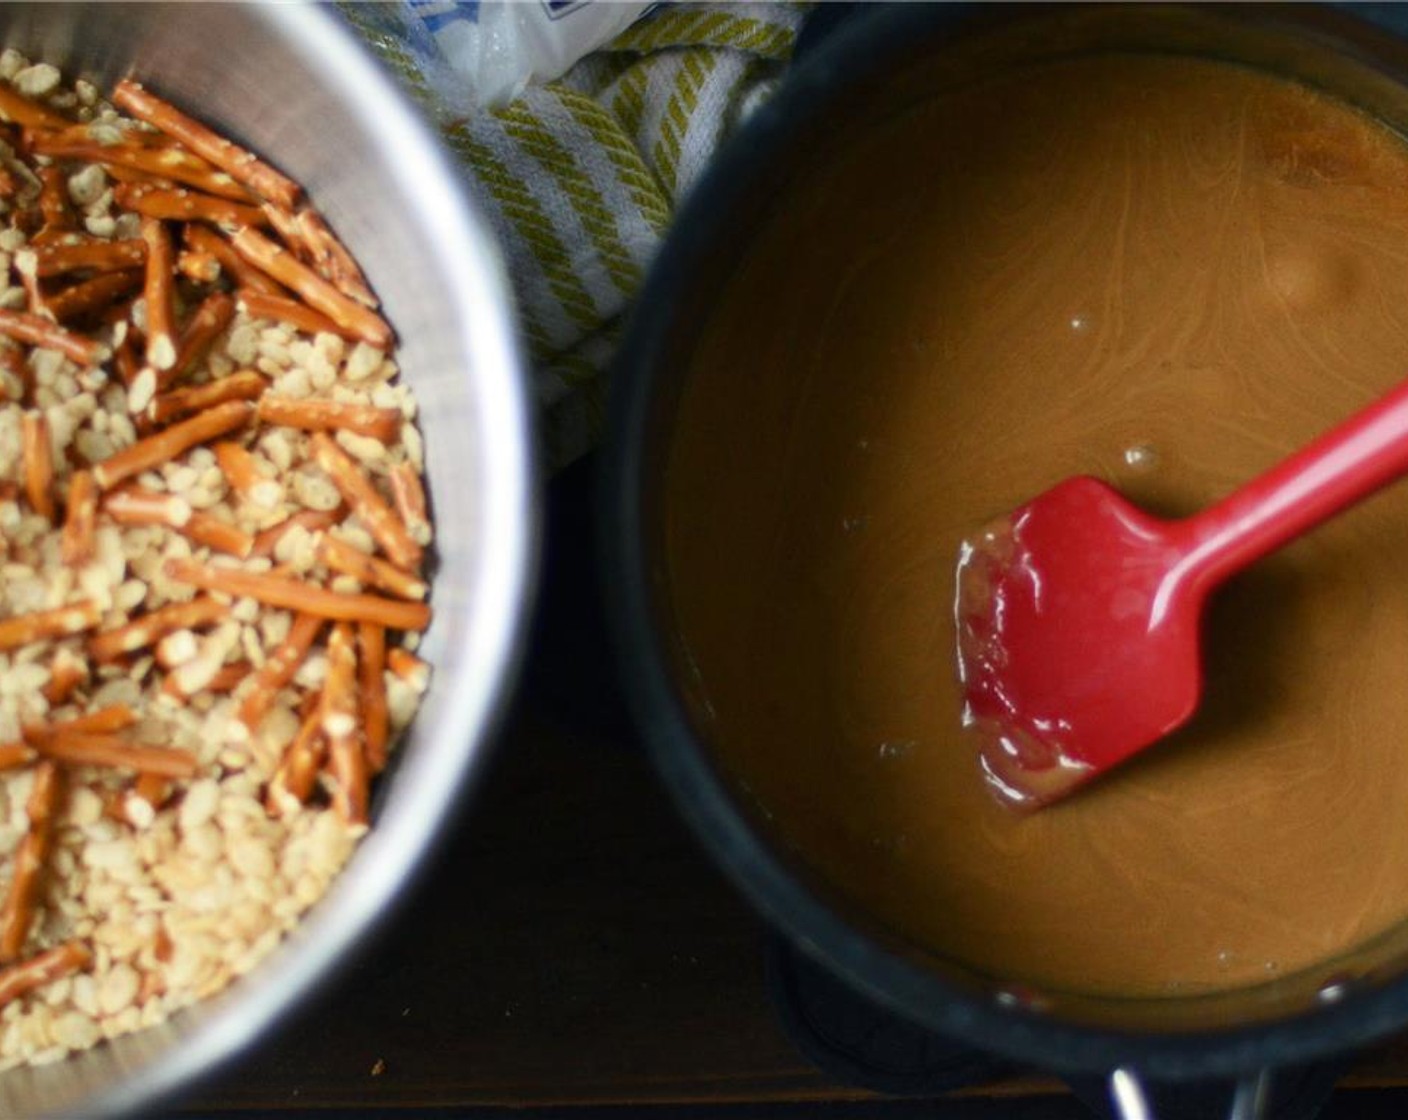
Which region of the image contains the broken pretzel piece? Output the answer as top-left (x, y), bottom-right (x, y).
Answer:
top-left (229, 227), bottom-right (390, 349)
top-left (237, 612), bottom-right (322, 735)
top-left (28, 134), bottom-right (254, 202)
top-left (59, 469), bottom-right (97, 565)
top-left (319, 534), bottom-right (427, 602)
top-left (183, 224), bottom-right (283, 296)
top-left (149, 368), bottom-right (265, 426)
top-left (357, 622), bottom-right (389, 774)
top-left (166, 558), bottom-right (431, 631)
top-left (213, 440), bottom-right (280, 510)
top-left (386, 647), bottom-right (431, 694)
top-left (236, 288), bottom-right (346, 340)
top-left (47, 270), bottom-right (143, 324)
top-left (139, 217), bottom-right (176, 372)
top-left (322, 622), bottom-right (367, 824)
top-left (294, 206), bottom-right (377, 309)
top-left (42, 648), bottom-right (88, 707)
top-left (249, 507), bottom-right (342, 560)
top-left (266, 699), bottom-right (325, 815)
top-left (0, 309), bottom-right (109, 367)
top-left (31, 237), bottom-right (147, 279)
top-left (0, 601), bottom-right (101, 654)
top-left (258, 395), bottom-right (401, 443)
top-left (89, 595), bottom-right (227, 662)
top-left (21, 410), bottom-right (54, 522)
top-left (36, 705), bottom-right (140, 738)
top-left (114, 181), bottom-right (267, 229)
top-left (0, 744), bottom-right (35, 771)
top-left (92, 398), bottom-right (254, 489)
top-left (36, 732), bottom-right (200, 779)
top-left (0, 761), bottom-right (63, 962)
top-left (0, 941), bottom-right (92, 1011)
top-left (0, 84), bottom-right (69, 131)
top-left (388, 462), bottom-right (430, 548)
top-left (113, 80), bottom-right (302, 211)
top-left (162, 291), bottom-right (236, 389)
top-left (309, 432), bottom-right (421, 571)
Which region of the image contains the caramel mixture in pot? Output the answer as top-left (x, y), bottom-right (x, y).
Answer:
top-left (666, 54), bottom-right (1408, 996)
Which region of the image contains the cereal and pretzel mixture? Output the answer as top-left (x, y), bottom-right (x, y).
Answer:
top-left (0, 52), bottom-right (434, 1066)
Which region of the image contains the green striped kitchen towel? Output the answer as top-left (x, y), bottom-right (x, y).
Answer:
top-left (342, 2), bottom-right (810, 468)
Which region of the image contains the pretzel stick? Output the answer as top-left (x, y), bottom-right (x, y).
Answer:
top-left (103, 486), bottom-right (190, 528)
top-left (60, 469), bottom-right (97, 565)
top-left (210, 661), bottom-right (252, 694)
top-left (388, 463), bottom-right (431, 547)
top-left (160, 291), bottom-right (235, 390)
top-left (249, 507), bottom-right (342, 560)
top-left (236, 289), bottom-right (348, 340)
top-left (0, 941), bottom-right (93, 1010)
top-left (258, 396), bottom-right (401, 443)
top-left (28, 136), bottom-right (254, 201)
top-left (321, 622), bottom-right (367, 823)
top-left (294, 207), bottom-right (377, 308)
top-left (213, 441), bottom-right (280, 509)
top-left (116, 771), bottom-right (171, 825)
top-left (0, 744), bottom-right (34, 770)
top-left (184, 512), bottom-right (254, 559)
top-left (267, 700), bottom-right (325, 814)
top-left (262, 202), bottom-right (377, 315)
top-left (21, 411), bottom-right (53, 521)
top-left (114, 181), bottom-right (267, 228)
top-left (184, 225), bottom-right (283, 296)
top-left (150, 368), bottom-right (265, 425)
top-left (236, 612), bottom-right (321, 734)
top-left (229, 228), bottom-right (391, 348)
top-left (31, 238), bottom-right (146, 278)
top-left (92, 399), bottom-right (254, 489)
top-left (112, 329), bottom-right (142, 387)
top-left (0, 601), bottom-right (101, 652)
top-left (319, 534), bottom-right (427, 601)
top-left (386, 647), bottom-right (431, 693)
top-left (0, 309), bottom-right (109, 366)
top-left (0, 167), bottom-right (16, 200)
top-left (139, 217), bottom-right (176, 371)
top-left (47, 270), bottom-right (143, 324)
top-left (113, 81), bottom-right (302, 210)
top-left (165, 558), bottom-right (432, 631)
top-left (36, 732), bottom-right (199, 779)
top-left (159, 625), bottom-right (237, 699)
top-left (37, 166), bottom-right (73, 234)
top-left (309, 433), bottom-right (421, 570)
top-left (89, 596), bottom-right (227, 662)
top-left (41, 121), bottom-right (175, 149)
top-left (0, 84), bottom-right (69, 131)
top-left (176, 249), bottom-right (220, 286)
top-left (42, 648), bottom-right (87, 706)
top-left (13, 256), bottom-right (45, 317)
top-left (0, 761), bottom-right (63, 961)
top-left (39, 705), bottom-right (140, 737)
top-left (134, 772), bottom-right (170, 807)
top-left (261, 203), bottom-right (303, 257)
top-left (357, 622), bottom-right (389, 774)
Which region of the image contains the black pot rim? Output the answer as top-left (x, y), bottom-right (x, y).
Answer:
top-left (600, 0), bottom-right (1408, 1082)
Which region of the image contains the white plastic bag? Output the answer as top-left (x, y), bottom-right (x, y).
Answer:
top-left (404, 1), bottom-right (655, 107)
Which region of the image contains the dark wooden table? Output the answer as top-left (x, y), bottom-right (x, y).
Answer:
top-left (175, 461), bottom-right (1408, 1117)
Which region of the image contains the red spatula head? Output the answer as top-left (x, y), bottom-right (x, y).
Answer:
top-left (955, 477), bottom-right (1206, 808)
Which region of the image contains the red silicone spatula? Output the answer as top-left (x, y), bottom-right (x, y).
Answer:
top-left (955, 376), bottom-right (1408, 808)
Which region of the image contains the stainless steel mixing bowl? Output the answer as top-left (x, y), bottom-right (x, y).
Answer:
top-left (0, 5), bottom-right (534, 1117)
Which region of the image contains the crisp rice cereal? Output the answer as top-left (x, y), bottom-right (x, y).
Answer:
top-left (0, 57), bottom-right (434, 1068)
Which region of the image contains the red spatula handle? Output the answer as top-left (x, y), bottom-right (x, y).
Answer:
top-left (1180, 376), bottom-right (1408, 589)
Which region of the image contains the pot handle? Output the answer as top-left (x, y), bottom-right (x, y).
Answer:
top-left (1109, 1066), bottom-right (1273, 1120)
